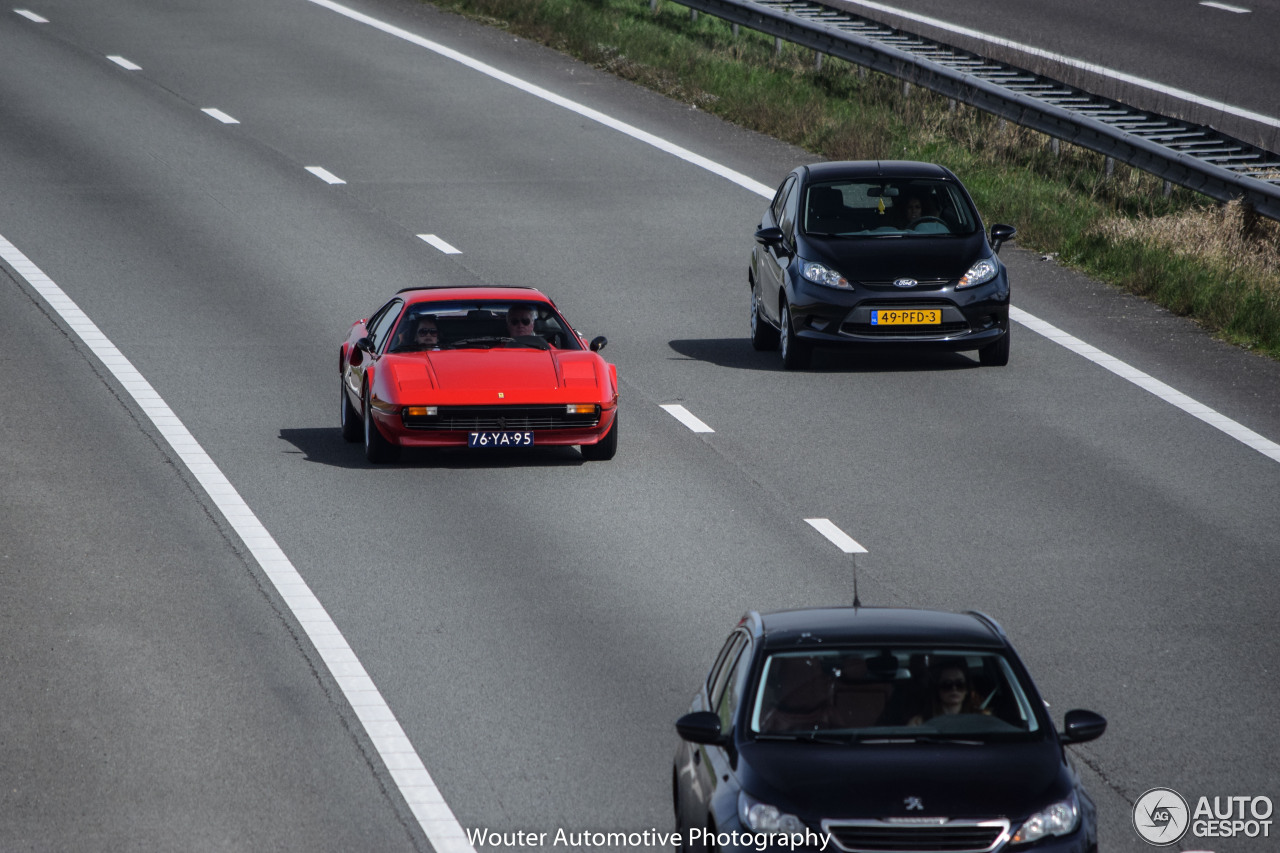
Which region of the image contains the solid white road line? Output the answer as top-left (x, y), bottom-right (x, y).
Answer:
top-left (306, 166), bottom-right (346, 185)
top-left (837, 0), bottom-right (1278, 131)
top-left (202, 108), bottom-right (240, 125)
top-left (418, 234), bottom-right (461, 254)
top-left (661, 403), bottom-right (715, 433)
top-left (304, 0), bottom-right (1280, 468)
top-left (805, 518), bottom-right (869, 554)
top-left (1010, 307), bottom-right (1280, 463)
top-left (14, 9), bottom-right (47, 22)
top-left (0, 233), bottom-right (468, 853)
top-left (107, 55), bottom-right (142, 71)
top-left (1200, 1), bottom-right (1250, 12)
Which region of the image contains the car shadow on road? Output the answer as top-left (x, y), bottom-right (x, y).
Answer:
top-left (667, 338), bottom-right (980, 372)
top-left (278, 428), bottom-right (588, 469)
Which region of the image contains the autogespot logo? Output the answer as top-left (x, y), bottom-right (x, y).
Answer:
top-left (1134, 788), bottom-right (1191, 845)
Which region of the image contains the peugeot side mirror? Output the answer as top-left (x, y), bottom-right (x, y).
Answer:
top-left (1060, 709), bottom-right (1107, 744)
top-left (990, 223), bottom-right (1017, 254)
top-left (675, 711), bottom-right (727, 746)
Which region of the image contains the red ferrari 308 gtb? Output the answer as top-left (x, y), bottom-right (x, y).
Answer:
top-left (339, 285), bottom-right (618, 463)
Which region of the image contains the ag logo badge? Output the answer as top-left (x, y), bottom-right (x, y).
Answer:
top-left (1133, 787), bottom-right (1189, 846)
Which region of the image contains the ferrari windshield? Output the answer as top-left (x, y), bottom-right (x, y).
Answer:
top-left (803, 178), bottom-right (980, 237)
top-left (388, 300), bottom-right (580, 352)
top-left (750, 648), bottom-right (1043, 741)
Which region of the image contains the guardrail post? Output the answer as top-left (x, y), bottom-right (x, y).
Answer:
top-left (649, 0), bottom-right (657, 13)
top-left (1105, 156), bottom-right (1115, 178)
top-left (815, 51), bottom-right (823, 70)
top-left (775, 36), bottom-right (783, 57)
top-left (732, 23), bottom-right (739, 36)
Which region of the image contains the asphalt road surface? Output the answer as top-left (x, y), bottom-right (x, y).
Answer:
top-left (2, 1), bottom-right (1278, 852)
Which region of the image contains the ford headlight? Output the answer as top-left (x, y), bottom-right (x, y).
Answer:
top-left (738, 792), bottom-right (807, 834)
top-left (1009, 792), bottom-right (1080, 844)
top-left (801, 261), bottom-right (851, 290)
top-left (957, 257), bottom-right (998, 289)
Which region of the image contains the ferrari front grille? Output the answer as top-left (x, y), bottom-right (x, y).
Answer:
top-left (403, 404), bottom-right (600, 431)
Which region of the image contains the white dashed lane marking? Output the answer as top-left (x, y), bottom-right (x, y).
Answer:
top-left (805, 518), bottom-right (869, 554)
top-left (661, 404), bottom-right (714, 433)
top-left (202, 108), bottom-right (239, 125)
top-left (417, 234), bottom-right (461, 255)
top-left (305, 166), bottom-right (346, 185)
top-left (108, 55), bottom-right (142, 71)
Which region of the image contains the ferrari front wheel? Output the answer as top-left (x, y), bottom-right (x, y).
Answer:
top-left (363, 385), bottom-right (399, 464)
top-left (580, 413), bottom-right (618, 461)
top-left (340, 374), bottom-right (361, 442)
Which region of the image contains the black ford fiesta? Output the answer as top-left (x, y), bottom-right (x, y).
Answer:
top-left (673, 607), bottom-right (1106, 852)
top-left (749, 161), bottom-right (1017, 369)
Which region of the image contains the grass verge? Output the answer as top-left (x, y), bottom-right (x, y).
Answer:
top-left (424, 0), bottom-right (1280, 359)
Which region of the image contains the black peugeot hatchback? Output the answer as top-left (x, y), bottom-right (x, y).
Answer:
top-left (673, 607), bottom-right (1106, 852)
top-left (749, 161), bottom-right (1017, 369)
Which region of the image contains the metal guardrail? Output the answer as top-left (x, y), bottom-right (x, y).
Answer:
top-left (666, 0), bottom-right (1280, 221)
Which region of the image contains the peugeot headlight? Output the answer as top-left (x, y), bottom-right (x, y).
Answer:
top-left (957, 257), bottom-right (998, 289)
top-left (1009, 792), bottom-right (1080, 844)
top-left (738, 792), bottom-right (807, 834)
top-left (801, 261), bottom-right (851, 290)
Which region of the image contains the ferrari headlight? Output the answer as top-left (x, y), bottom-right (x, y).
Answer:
top-left (957, 257), bottom-right (998, 289)
top-left (1009, 792), bottom-right (1080, 844)
top-left (738, 792), bottom-right (807, 834)
top-left (801, 261), bottom-right (851, 290)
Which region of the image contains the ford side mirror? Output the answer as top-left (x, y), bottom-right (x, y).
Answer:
top-left (675, 711), bottom-right (727, 746)
top-left (990, 223), bottom-right (1017, 253)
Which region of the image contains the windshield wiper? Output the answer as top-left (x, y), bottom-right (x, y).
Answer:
top-left (754, 732), bottom-right (853, 745)
top-left (446, 336), bottom-right (517, 349)
top-left (860, 734), bottom-right (984, 745)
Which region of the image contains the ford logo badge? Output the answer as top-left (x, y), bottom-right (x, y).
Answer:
top-left (894, 278), bottom-right (918, 288)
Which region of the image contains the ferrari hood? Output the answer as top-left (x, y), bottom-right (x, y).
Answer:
top-left (385, 348), bottom-right (606, 403)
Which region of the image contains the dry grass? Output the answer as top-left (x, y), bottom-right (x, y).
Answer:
top-left (1092, 200), bottom-right (1280, 283)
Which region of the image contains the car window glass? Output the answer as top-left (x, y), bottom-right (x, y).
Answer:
top-left (367, 299), bottom-right (404, 352)
top-left (777, 179), bottom-right (800, 238)
top-left (749, 648), bottom-right (1042, 739)
top-left (707, 632), bottom-right (747, 702)
top-left (770, 175), bottom-right (796, 225)
top-left (386, 300), bottom-right (582, 351)
top-left (801, 179), bottom-right (980, 237)
top-left (715, 641), bottom-right (750, 733)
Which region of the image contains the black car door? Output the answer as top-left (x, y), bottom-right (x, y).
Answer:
top-left (690, 631), bottom-right (752, 836)
top-left (756, 175), bottom-right (799, 326)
